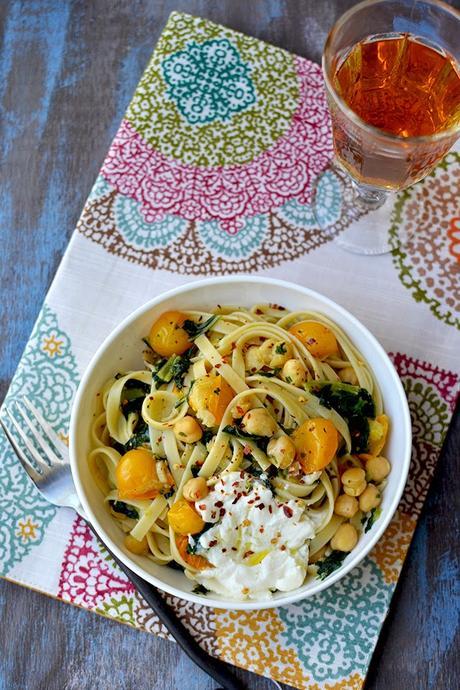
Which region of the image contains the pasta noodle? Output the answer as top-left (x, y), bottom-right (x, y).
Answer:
top-left (89, 303), bottom-right (391, 600)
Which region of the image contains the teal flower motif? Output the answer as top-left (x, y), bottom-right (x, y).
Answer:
top-left (278, 169), bottom-right (343, 229)
top-left (278, 558), bottom-right (392, 682)
top-left (113, 194), bottom-right (186, 249)
top-left (161, 39), bottom-right (256, 125)
top-left (198, 214), bottom-right (267, 259)
top-left (87, 174), bottom-right (112, 203)
top-left (0, 304), bottom-right (80, 575)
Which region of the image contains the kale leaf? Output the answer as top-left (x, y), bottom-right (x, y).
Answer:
top-left (222, 425), bottom-right (270, 453)
top-left (192, 584), bottom-right (210, 595)
top-left (182, 315), bottom-right (219, 339)
top-left (120, 380), bottom-right (150, 419)
top-left (311, 382), bottom-right (375, 453)
top-left (186, 523), bottom-right (214, 554)
top-left (124, 427), bottom-right (150, 451)
top-left (361, 506), bottom-right (382, 533)
top-left (246, 461), bottom-right (278, 492)
top-left (153, 349), bottom-right (195, 390)
top-left (316, 550), bottom-right (347, 580)
top-left (109, 501), bottom-right (139, 520)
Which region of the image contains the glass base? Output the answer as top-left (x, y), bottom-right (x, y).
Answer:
top-left (315, 163), bottom-right (413, 255)
top-left (334, 195), bottom-right (398, 255)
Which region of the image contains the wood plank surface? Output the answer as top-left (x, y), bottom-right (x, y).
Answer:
top-left (0, 1), bottom-right (458, 689)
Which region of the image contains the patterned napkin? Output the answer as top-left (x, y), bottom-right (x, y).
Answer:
top-left (1, 12), bottom-right (459, 690)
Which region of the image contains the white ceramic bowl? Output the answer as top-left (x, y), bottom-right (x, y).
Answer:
top-left (70, 276), bottom-right (411, 610)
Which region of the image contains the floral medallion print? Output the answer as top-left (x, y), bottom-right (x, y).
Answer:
top-left (278, 559), bottom-right (392, 683)
top-left (78, 166), bottom-right (368, 273)
top-left (369, 510), bottom-right (416, 584)
top-left (0, 304), bottom-right (79, 575)
top-left (390, 353), bottom-right (458, 516)
top-left (127, 13), bottom-right (299, 166)
top-left (390, 152), bottom-right (460, 329)
top-left (216, 607), bottom-right (311, 688)
top-left (161, 39), bottom-right (256, 125)
top-left (58, 517), bottom-right (135, 607)
top-left (103, 56), bottom-right (331, 233)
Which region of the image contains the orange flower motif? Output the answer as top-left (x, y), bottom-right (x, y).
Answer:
top-left (447, 217), bottom-right (460, 263)
top-left (42, 334), bottom-right (63, 357)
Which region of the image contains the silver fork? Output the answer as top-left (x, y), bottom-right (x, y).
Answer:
top-left (0, 398), bottom-right (83, 514)
top-left (0, 397), bottom-right (243, 690)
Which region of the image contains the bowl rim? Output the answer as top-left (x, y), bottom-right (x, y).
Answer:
top-left (69, 275), bottom-right (412, 611)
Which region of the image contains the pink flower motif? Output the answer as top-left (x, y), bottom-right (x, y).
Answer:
top-left (58, 517), bottom-right (134, 608)
top-left (101, 56), bottom-right (333, 230)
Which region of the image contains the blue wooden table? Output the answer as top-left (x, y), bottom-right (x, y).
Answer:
top-left (0, 2), bottom-right (459, 688)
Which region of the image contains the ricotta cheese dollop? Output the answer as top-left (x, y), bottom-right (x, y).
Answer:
top-left (191, 471), bottom-right (316, 600)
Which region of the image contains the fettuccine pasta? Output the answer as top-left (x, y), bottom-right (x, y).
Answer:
top-left (89, 303), bottom-right (391, 600)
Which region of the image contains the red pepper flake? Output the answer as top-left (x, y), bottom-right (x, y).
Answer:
top-left (283, 505), bottom-right (293, 518)
top-left (232, 481), bottom-right (239, 487)
top-left (280, 544), bottom-right (287, 551)
top-left (231, 547), bottom-right (237, 551)
top-left (243, 550), bottom-right (254, 559)
top-left (198, 504), bottom-right (206, 510)
top-left (209, 540), bottom-right (217, 547)
top-left (257, 503), bottom-right (265, 510)
top-left (268, 505), bottom-right (273, 514)
top-left (255, 309), bottom-right (263, 315)
top-left (239, 471), bottom-right (245, 478)
top-left (232, 494), bottom-right (241, 505)
top-left (248, 499), bottom-right (255, 505)
top-left (259, 526), bottom-right (265, 533)
top-left (215, 363), bottom-right (221, 369)
top-left (219, 507), bottom-right (226, 517)
top-left (211, 512), bottom-right (217, 519)
top-left (215, 501), bottom-right (224, 508)
top-left (243, 445), bottom-right (252, 456)
top-left (222, 548), bottom-right (227, 553)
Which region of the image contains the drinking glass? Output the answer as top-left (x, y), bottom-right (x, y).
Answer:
top-left (322, 0), bottom-right (460, 255)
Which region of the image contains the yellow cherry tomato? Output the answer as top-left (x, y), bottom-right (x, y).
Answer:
top-left (116, 448), bottom-right (166, 500)
top-left (176, 534), bottom-right (211, 570)
top-left (149, 310), bottom-right (191, 357)
top-left (292, 418), bottom-right (339, 473)
top-left (288, 321), bottom-right (339, 359)
top-left (168, 498), bottom-right (205, 535)
top-left (124, 534), bottom-right (149, 556)
top-left (367, 414), bottom-right (389, 456)
top-left (189, 374), bottom-right (235, 426)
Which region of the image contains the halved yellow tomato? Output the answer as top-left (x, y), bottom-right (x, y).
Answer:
top-left (176, 534), bottom-right (211, 570)
top-left (116, 448), bottom-right (172, 500)
top-left (288, 321), bottom-right (339, 359)
top-left (149, 310), bottom-right (191, 357)
top-left (292, 418), bottom-right (339, 473)
top-left (168, 498), bottom-right (205, 535)
top-left (189, 374), bottom-right (235, 426)
top-left (367, 414), bottom-right (389, 456)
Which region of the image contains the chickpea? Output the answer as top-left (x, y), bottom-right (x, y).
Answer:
top-left (259, 338), bottom-right (293, 369)
top-left (244, 346), bottom-right (264, 372)
top-left (182, 477), bottom-right (209, 502)
top-left (230, 396), bottom-right (254, 420)
top-left (124, 534), bottom-right (149, 556)
top-left (241, 407), bottom-right (277, 437)
top-left (342, 467), bottom-right (367, 497)
top-left (338, 366), bottom-right (359, 386)
top-left (343, 480), bottom-right (367, 497)
top-left (173, 416), bottom-right (203, 444)
top-left (331, 523), bottom-right (358, 552)
top-left (366, 455), bottom-right (391, 482)
top-left (334, 493), bottom-right (359, 518)
top-left (267, 435), bottom-right (296, 469)
top-left (281, 359), bottom-right (306, 387)
top-left (359, 484), bottom-right (381, 513)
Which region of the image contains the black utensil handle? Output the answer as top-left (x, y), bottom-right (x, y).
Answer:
top-left (85, 521), bottom-right (244, 690)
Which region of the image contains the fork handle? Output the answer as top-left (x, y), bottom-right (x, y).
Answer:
top-left (85, 522), bottom-right (245, 690)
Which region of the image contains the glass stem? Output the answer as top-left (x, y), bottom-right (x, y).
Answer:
top-left (352, 181), bottom-right (388, 209)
